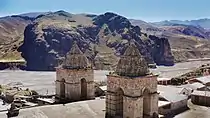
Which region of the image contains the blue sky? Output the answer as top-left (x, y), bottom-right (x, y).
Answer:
top-left (0, 0), bottom-right (210, 22)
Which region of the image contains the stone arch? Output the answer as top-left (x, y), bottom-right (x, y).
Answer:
top-left (81, 78), bottom-right (87, 99)
top-left (142, 87), bottom-right (151, 116)
top-left (60, 78), bottom-right (65, 98)
top-left (115, 88), bottom-right (124, 117)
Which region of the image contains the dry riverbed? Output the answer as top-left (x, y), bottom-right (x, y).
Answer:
top-left (1, 60), bottom-right (210, 95)
top-left (0, 60), bottom-right (210, 118)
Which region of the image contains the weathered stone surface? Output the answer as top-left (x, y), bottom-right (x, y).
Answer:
top-left (115, 41), bottom-right (149, 77)
top-left (106, 45), bottom-right (158, 118)
top-left (106, 75), bottom-right (158, 118)
top-left (56, 44), bottom-right (94, 102)
top-left (56, 68), bottom-right (94, 102)
top-left (63, 41), bottom-right (89, 69)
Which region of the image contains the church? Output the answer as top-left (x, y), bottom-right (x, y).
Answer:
top-left (55, 40), bottom-right (158, 118)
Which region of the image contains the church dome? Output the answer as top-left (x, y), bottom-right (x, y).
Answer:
top-left (63, 41), bottom-right (89, 69)
top-left (115, 41), bottom-right (149, 77)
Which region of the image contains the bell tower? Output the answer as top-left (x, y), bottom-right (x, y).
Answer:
top-left (106, 40), bottom-right (158, 118)
top-left (55, 41), bottom-right (94, 102)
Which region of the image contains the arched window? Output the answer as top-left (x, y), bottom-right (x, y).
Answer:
top-left (60, 78), bottom-right (65, 98)
top-left (81, 78), bottom-right (87, 99)
top-left (116, 88), bottom-right (124, 117)
top-left (142, 88), bottom-right (151, 116)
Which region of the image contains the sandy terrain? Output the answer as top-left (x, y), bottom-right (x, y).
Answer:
top-left (0, 61), bottom-right (210, 117)
top-left (175, 100), bottom-right (210, 118)
top-left (0, 70), bottom-right (110, 95)
top-left (150, 60), bottom-right (210, 78)
top-left (0, 99), bottom-right (210, 118)
top-left (0, 99), bottom-right (106, 118)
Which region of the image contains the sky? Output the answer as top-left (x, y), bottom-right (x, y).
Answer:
top-left (0, 0), bottom-right (210, 22)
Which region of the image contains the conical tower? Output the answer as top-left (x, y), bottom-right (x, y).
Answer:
top-left (63, 41), bottom-right (89, 69)
top-left (106, 40), bottom-right (158, 118)
top-left (115, 40), bottom-right (149, 77)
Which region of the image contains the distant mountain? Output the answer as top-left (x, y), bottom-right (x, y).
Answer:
top-left (129, 19), bottom-right (161, 32)
top-left (19, 12), bottom-right (49, 18)
top-left (131, 19), bottom-right (210, 62)
top-left (130, 19), bottom-right (210, 39)
top-left (153, 18), bottom-right (210, 29)
top-left (160, 24), bottom-right (210, 39)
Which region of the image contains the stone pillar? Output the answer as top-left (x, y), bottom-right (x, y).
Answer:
top-left (149, 93), bottom-right (159, 117)
top-left (55, 81), bottom-right (61, 97)
top-left (87, 82), bottom-right (95, 99)
top-left (106, 92), bottom-right (118, 117)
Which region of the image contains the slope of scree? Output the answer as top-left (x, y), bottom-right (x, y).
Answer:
top-left (18, 11), bottom-right (174, 71)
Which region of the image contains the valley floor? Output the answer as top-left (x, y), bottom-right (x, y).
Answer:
top-left (0, 60), bottom-right (210, 96)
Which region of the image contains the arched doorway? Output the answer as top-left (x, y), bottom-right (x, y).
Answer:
top-left (81, 78), bottom-right (87, 99)
top-left (116, 88), bottom-right (124, 117)
top-left (143, 88), bottom-right (151, 116)
top-left (60, 78), bottom-right (65, 98)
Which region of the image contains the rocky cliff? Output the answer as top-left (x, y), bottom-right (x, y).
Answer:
top-left (17, 12), bottom-right (174, 70)
top-left (18, 11), bottom-right (174, 71)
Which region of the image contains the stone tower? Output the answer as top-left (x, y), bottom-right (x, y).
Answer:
top-left (106, 41), bottom-right (158, 118)
top-left (55, 41), bottom-right (94, 102)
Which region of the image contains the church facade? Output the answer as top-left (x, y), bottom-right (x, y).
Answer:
top-left (55, 42), bottom-right (95, 102)
top-left (106, 41), bottom-right (159, 118)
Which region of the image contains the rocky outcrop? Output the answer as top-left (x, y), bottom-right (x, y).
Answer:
top-left (18, 11), bottom-right (174, 71)
top-left (149, 35), bottom-right (174, 66)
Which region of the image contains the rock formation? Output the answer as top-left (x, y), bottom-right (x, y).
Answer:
top-left (18, 11), bottom-right (174, 70)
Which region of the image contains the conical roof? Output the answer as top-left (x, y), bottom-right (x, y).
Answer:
top-left (115, 41), bottom-right (149, 77)
top-left (63, 41), bottom-right (89, 69)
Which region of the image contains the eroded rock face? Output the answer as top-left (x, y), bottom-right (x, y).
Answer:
top-left (18, 11), bottom-right (174, 71)
top-left (149, 35), bottom-right (174, 66)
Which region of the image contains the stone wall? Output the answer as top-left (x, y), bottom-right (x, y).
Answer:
top-left (107, 75), bottom-right (158, 97)
top-left (159, 99), bottom-right (188, 115)
top-left (106, 74), bottom-right (158, 118)
top-left (56, 68), bottom-right (94, 101)
top-left (192, 95), bottom-right (210, 106)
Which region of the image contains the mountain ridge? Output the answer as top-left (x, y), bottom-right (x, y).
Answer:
top-left (153, 18), bottom-right (210, 29)
top-left (1, 11), bottom-right (210, 70)
top-left (18, 11), bottom-right (174, 70)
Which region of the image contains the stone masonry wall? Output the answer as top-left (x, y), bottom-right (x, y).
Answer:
top-left (107, 75), bottom-right (158, 97)
top-left (56, 68), bottom-right (94, 101)
top-left (106, 74), bottom-right (158, 118)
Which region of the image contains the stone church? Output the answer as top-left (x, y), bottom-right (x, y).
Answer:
top-left (55, 41), bottom-right (95, 102)
top-left (106, 42), bottom-right (159, 118)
